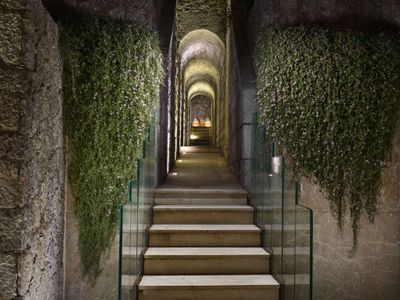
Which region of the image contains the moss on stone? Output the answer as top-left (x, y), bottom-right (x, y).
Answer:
top-left (256, 26), bottom-right (400, 245)
top-left (60, 14), bottom-right (163, 279)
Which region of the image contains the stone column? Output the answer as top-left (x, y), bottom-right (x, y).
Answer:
top-left (0, 0), bottom-right (64, 298)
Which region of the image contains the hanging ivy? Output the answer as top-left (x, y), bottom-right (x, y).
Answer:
top-left (256, 26), bottom-right (400, 245)
top-left (60, 14), bottom-right (163, 279)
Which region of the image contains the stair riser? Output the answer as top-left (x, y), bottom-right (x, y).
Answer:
top-left (153, 211), bottom-right (253, 224)
top-left (256, 210), bottom-right (310, 224)
top-left (149, 232), bottom-right (261, 247)
top-left (144, 257), bottom-right (269, 275)
top-left (180, 146), bottom-right (220, 153)
top-left (191, 141), bottom-right (210, 146)
top-left (254, 176), bottom-right (298, 190)
top-left (267, 230), bottom-right (311, 247)
top-left (283, 284), bottom-right (310, 299)
top-left (122, 232), bottom-right (146, 247)
top-left (139, 288), bottom-right (279, 300)
top-left (121, 288), bottom-right (135, 300)
top-left (121, 256), bottom-right (139, 275)
top-left (155, 198), bottom-right (247, 205)
top-left (270, 255), bottom-right (310, 274)
top-left (250, 192), bottom-right (297, 207)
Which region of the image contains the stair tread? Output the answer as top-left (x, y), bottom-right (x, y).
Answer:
top-left (139, 275), bottom-right (280, 289)
top-left (145, 247), bottom-right (269, 258)
top-left (155, 188), bottom-right (247, 195)
top-left (272, 247), bottom-right (310, 255)
top-left (153, 205), bottom-right (253, 211)
top-left (155, 198), bottom-right (247, 205)
top-left (150, 224), bottom-right (260, 233)
top-left (180, 146), bottom-right (220, 153)
top-left (263, 224), bottom-right (310, 231)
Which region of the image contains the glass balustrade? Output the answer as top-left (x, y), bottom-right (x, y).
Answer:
top-left (250, 113), bottom-right (313, 300)
top-left (118, 122), bottom-right (156, 300)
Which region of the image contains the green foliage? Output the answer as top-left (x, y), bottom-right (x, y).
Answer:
top-left (60, 14), bottom-right (163, 279)
top-left (256, 27), bottom-right (400, 244)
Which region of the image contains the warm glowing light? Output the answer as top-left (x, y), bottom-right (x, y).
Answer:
top-left (178, 29), bottom-right (226, 67)
top-left (205, 118), bottom-right (212, 127)
top-left (190, 135), bottom-right (198, 140)
top-left (188, 81), bottom-right (215, 100)
top-left (172, 172), bottom-right (178, 176)
top-left (184, 61), bottom-right (219, 89)
top-left (192, 117), bottom-right (200, 127)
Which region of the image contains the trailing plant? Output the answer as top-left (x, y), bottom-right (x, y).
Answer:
top-left (256, 26), bottom-right (400, 245)
top-left (60, 14), bottom-right (163, 279)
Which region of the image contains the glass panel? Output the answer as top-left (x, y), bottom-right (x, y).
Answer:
top-left (250, 113), bottom-right (313, 300)
top-left (118, 119), bottom-right (156, 300)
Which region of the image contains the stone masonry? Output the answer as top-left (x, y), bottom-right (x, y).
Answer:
top-left (190, 95), bottom-right (212, 123)
top-left (0, 0), bottom-right (64, 298)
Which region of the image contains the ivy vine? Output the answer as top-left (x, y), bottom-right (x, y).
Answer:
top-left (256, 26), bottom-right (400, 245)
top-left (60, 14), bottom-right (163, 278)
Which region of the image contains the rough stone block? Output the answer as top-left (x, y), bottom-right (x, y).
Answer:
top-left (0, 132), bottom-right (24, 161)
top-left (240, 124), bottom-right (252, 159)
top-left (382, 0), bottom-right (400, 27)
top-left (0, 0), bottom-right (22, 10)
top-left (0, 11), bottom-right (22, 65)
top-left (0, 67), bottom-right (27, 94)
top-left (0, 93), bottom-right (20, 132)
top-left (239, 159), bottom-right (251, 189)
top-left (0, 160), bottom-right (22, 209)
top-left (0, 208), bottom-right (24, 252)
top-left (0, 254), bottom-right (17, 299)
top-left (241, 88), bottom-right (256, 124)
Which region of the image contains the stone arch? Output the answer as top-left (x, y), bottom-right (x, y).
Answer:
top-left (177, 29), bottom-right (226, 147)
top-left (178, 29), bottom-right (225, 69)
top-left (187, 81), bottom-right (215, 101)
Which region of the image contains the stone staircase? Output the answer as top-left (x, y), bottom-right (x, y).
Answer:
top-left (190, 126), bottom-right (211, 146)
top-left (137, 146), bottom-right (280, 300)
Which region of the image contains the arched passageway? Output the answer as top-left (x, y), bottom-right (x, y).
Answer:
top-left (175, 28), bottom-right (226, 150)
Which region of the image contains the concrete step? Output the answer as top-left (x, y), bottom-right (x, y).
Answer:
top-left (122, 224), bottom-right (147, 247)
top-left (191, 140), bottom-right (210, 146)
top-left (153, 205), bottom-right (253, 224)
top-left (138, 274), bottom-right (279, 300)
top-left (149, 224), bottom-right (261, 247)
top-left (250, 189), bottom-right (297, 207)
top-left (144, 247), bottom-right (270, 275)
top-left (270, 247), bottom-right (311, 274)
top-left (263, 224), bottom-right (311, 247)
top-left (121, 247), bottom-right (139, 275)
top-left (180, 146), bottom-right (220, 153)
top-left (155, 188), bottom-right (247, 205)
top-left (254, 205), bottom-right (311, 224)
top-left (281, 274), bottom-right (311, 299)
top-left (121, 275), bottom-right (138, 299)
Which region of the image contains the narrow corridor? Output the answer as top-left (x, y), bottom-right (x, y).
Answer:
top-left (134, 146), bottom-right (279, 300)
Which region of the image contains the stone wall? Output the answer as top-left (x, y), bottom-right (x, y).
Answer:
top-left (300, 119), bottom-right (400, 299)
top-left (64, 184), bottom-right (119, 299)
top-left (0, 0), bottom-right (64, 298)
top-left (44, 0), bottom-right (158, 30)
top-left (229, 0), bottom-right (257, 188)
top-left (190, 95), bottom-right (212, 123)
top-left (176, 0), bottom-right (227, 41)
top-left (247, 0), bottom-right (400, 51)
top-left (245, 1), bottom-right (400, 299)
